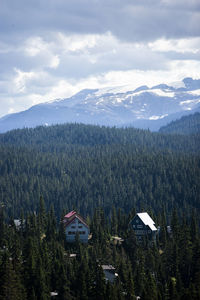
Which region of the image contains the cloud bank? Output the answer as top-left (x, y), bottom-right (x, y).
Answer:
top-left (0, 0), bottom-right (199, 117)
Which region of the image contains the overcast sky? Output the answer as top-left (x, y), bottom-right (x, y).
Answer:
top-left (0, 0), bottom-right (200, 117)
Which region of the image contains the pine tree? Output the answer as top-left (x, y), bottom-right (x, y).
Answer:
top-left (0, 251), bottom-right (25, 300)
top-left (168, 277), bottom-right (179, 300)
top-left (95, 263), bottom-right (106, 300)
top-left (126, 271), bottom-right (135, 300)
top-left (0, 206), bottom-right (5, 247)
top-left (38, 196), bottom-right (47, 236)
top-left (35, 256), bottom-right (50, 300)
top-left (171, 208), bottom-right (180, 241)
top-left (142, 270), bottom-right (158, 300)
top-left (46, 205), bottom-right (57, 241)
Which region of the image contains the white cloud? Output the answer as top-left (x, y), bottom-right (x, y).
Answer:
top-left (149, 37), bottom-right (200, 54)
top-left (57, 32), bottom-right (98, 53)
top-left (168, 60), bottom-right (200, 79)
top-left (8, 107), bottom-right (14, 114)
top-left (14, 69), bottom-right (36, 93)
top-left (0, 0), bottom-right (199, 118)
top-left (50, 55), bottom-right (60, 68)
top-left (24, 36), bottom-right (60, 69)
top-left (25, 37), bottom-right (47, 57)
top-left (0, 30), bottom-right (199, 119)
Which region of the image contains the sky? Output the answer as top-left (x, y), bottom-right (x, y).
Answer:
top-left (0, 0), bottom-right (200, 118)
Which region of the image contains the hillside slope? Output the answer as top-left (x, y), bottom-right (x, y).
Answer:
top-left (159, 112), bottom-right (200, 134)
top-left (0, 123), bottom-right (199, 219)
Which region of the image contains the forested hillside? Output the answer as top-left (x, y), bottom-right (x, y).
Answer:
top-left (1, 123), bottom-right (200, 152)
top-left (159, 112), bottom-right (200, 135)
top-left (0, 123), bottom-right (200, 299)
top-left (0, 123), bottom-right (199, 219)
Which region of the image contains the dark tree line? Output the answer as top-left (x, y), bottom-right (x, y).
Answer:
top-left (0, 200), bottom-right (200, 299)
top-left (0, 122), bottom-right (199, 153)
top-left (159, 112), bottom-right (200, 135)
top-left (0, 123), bottom-right (199, 299)
top-left (0, 124), bottom-right (199, 222)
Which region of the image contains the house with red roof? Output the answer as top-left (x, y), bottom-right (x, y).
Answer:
top-left (63, 211), bottom-right (89, 243)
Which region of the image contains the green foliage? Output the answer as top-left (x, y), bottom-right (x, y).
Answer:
top-left (0, 200), bottom-right (199, 299)
top-left (0, 123), bottom-right (199, 222)
top-left (159, 112), bottom-right (200, 135)
top-left (0, 123), bottom-right (199, 298)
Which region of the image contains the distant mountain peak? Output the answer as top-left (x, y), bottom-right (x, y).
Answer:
top-left (183, 77), bottom-right (200, 90)
top-left (0, 77), bottom-right (200, 133)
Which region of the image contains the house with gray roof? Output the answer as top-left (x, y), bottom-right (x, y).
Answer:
top-left (101, 265), bottom-right (118, 283)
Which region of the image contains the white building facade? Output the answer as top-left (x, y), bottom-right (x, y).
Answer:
top-left (63, 211), bottom-right (89, 243)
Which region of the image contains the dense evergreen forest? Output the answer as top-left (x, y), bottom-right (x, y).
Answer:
top-left (0, 123), bottom-right (200, 299)
top-left (159, 112), bottom-right (200, 135)
top-left (0, 123), bottom-right (199, 219)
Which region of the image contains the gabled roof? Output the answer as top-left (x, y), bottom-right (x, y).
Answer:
top-left (64, 210), bottom-right (76, 219)
top-left (102, 265), bottom-right (115, 271)
top-left (137, 212), bottom-right (157, 231)
top-left (63, 211), bottom-right (89, 228)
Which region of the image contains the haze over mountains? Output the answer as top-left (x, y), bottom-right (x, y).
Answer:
top-left (0, 77), bottom-right (200, 133)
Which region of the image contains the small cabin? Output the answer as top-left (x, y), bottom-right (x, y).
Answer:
top-left (101, 265), bottom-right (118, 283)
top-left (63, 211), bottom-right (89, 243)
top-left (130, 212), bottom-right (157, 243)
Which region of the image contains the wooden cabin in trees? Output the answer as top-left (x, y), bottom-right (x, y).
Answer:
top-left (130, 212), bottom-right (157, 242)
top-left (63, 211), bottom-right (89, 243)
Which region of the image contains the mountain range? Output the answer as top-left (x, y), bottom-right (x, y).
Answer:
top-left (0, 77), bottom-right (200, 133)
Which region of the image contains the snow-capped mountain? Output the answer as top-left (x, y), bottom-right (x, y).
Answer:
top-left (0, 77), bottom-right (200, 133)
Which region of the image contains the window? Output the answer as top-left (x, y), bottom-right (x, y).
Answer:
top-left (71, 225), bottom-right (75, 229)
top-left (79, 231), bottom-right (86, 235)
top-left (135, 230), bottom-right (145, 235)
top-left (68, 231), bottom-right (75, 235)
top-left (78, 225), bottom-right (82, 228)
top-left (137, 225), bottom-right (143, 229)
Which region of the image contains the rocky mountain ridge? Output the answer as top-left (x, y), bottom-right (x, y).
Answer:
top-left (0, 77), bottom-right (200, 133)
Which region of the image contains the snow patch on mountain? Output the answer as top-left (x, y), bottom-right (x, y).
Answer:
top-left (94, 85), bottom-right (136, 96)
top-left (188, 89), bottom-right (200, 96)
top-left (169, 80), bottom-right (185, 89)
top-left (180, 99), bottom-right (200, 111)
top-left (0, 77), bottom-right (200, 133)
top-left (149, 89), bottom-right (175, 97)
top-left (149, 114), bottom-right (168, 120)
